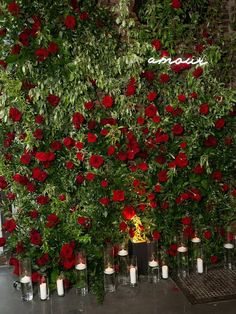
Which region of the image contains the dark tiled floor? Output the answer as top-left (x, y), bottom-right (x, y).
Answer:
top-left (1, 266), bottom-right (236, 314)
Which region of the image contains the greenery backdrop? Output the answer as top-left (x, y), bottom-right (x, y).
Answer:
top-left (0, 0), bottom-right (235, 301)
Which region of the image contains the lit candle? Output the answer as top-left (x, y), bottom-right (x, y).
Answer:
top-left (118, 249), bottom-right (128, 256)
top-left (162, 265), bottom-right (168, 279)
top-left (177, 246), bottom-right (188, 253)
top-left (191, 237), bottom-right (201, 243)
top-left (148, 260), bottom-right (158, 267)
top-left (130, 266), bottom-right (136, 284)
top-left (20, 275), bottom-right (31, 283)
top-left (224, 243), bottom-right (234, 249)
top-left (75, 263), bottom-right (86, 270)
top-left (56, 278), bottom-right (64, 296)
top-left (39, 282), bottom-right (47, 300)
top-left (104, 266), bottom-right (115, 275)
top-left (197, 258), bottom-right (203, 273)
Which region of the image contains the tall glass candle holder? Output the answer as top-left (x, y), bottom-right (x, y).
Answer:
top-left (19, 258), bottom-right (33, 301)
top-left (128, 256), bottom-right (138, 287)
top-left (104, 244), bottom-right (116, 293)
top-left (56, 273), bottom-right (64, 297)
top-left (177, 243), bottom-right (189, 278)
top-left (191, 235), bottom-right (204, 274)
top-left (117, 242), bottom-right (128, 285)
top-left (224, 229), bottom-right (234, 270)
top-left (148, 241), bottom-right (160, 283)
top-left (75, 251), bottom-right (88, 296)
top-left (38, 275), bottom-right (49, 301)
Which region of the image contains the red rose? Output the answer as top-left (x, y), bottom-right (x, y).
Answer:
top-left (0, 237), bottom-right (6, 247)
top-left (36, 253), bottom-right (49, 266)
top-left (0, 60), bottom-right (7, 69)
top-left (87, 132), bottom-right (97, 143)
top-left (0, 176), bottom-right (8, 189)
top-left (145, 104), bottom-right (157, 117)
top-left (151, 39), bottom-right (161, 51)
top-left (195, 44), bottom-right (204, 53)
top-left (193, 67), bottom-right (203, 78)
top-left (175, 152), bottom-right (188, 168)
top-left (32, 272), bottom-right (41, 283)
top-left (66, 161), bottom-right (74, 169)
top-left (16, 242), bottom-right (24, 253)
top-left (6, 192), bottom-right (16, 200)
top-left (63, 137), bottom-right (75, 149)
top-left (79, 12), bottom-right (89, 21)
top-left (35, 48), bottom-right (48, 62)
top-left (141, 70), bottom-right (155, 81)
top-left (0, 28), bottom-right (7, 37)
top-left (35, 114), bottom-right (44, 124)
top-left (210, 255), bottom-right (218, 264)
top-left (48, 41), bottom-right (59, 54)
top-left (47, 94), bottom-right (60, 106)
top-left (20, 152), bottom-right (31, 165)
top-left (36, 195), bottom-right (50, 205)
top-left (160, 73), bottom-right (170, 83)
top-left (231, 188), bottom-right (236, 197)
top-left (181, 216), bottom-right (192, 225)
top-left (215, 118), bottom-right (225, 129)
top-left (60, 243), bottom-right (73, 259)
top-left (51, 140), bottom-right (62, 151)
top-left (101, 179), bottom-right (108, 188)
top-left (204, 135), bottom-right (217, 147)
top-left (221, 183), bottom-right (229, 192)
top-left (12, 173), bottom-right (29, 185)
top-left (192, 164), bottom-right (204, 174)
top-left (113, 190), bottom-right (125, 202)
top-left (76, 173), bottom-right (85, 185)
top-left (119, 221), bottom-right (127, 232)
top-left (59, 194), bottom-right (66, 201)
top-left (72, 112), bottom-right (85, 129)
top-left (7, 2), bottom-right (20, 16)
top-left (157, 170), bottom-right (168, 183)
top-left (172, 123), bottom-right (184, 136)
top-left (224, 136), bottom-right (232, 145)
top-left (30, 229), bottom-right (42, 245)
top-left (84, 101), bottom-right (94, 110)
top-left (147, 91), bottom-right (157, 101)
top-left (199, 103), bottom-right (209, 115)
top-left (86, 172), bottom-right (95, 181)
top-left (212, 170), bottom-right (222, 181)
top-left (65, 15), bottom-right (76, 29)
top-left (203, 230), bottom-right (212, 240)
top-left (11, 44), bottom-right (21, 55)
top-left (63, 259), bottom-right (75, 270)
top-left (122, 205), bottom-right (136, 220)
top-left (102, 95), bottom-right (113, 108)
top-left (153, 230), bottom-right (160, 240)
top-left (29, 210), bottom-right (39, 219)
top-left (107, 145), bottom-right (116, 156)
top-left (89, 154), bottom-right (104, 169)
top-left (171, 0), bottom-right (181, 9)
top-left (46, 213), bottom-right (60, 228)
top-left (27, 182), bottom-right (36, 193)
top-left (137, 116), bottom-right (145, 125)
top-left (33, 128), bottom-right (43, 140)
top-left (178, 94), bottom-right (186, 102)
top-left (190, 92), bottom-right (198, 99)
top-left (32, 167), bottom-right (48, 182)
top-left (99, 197), bottom-right (110, 206)
top-left (9, 107), bottom-right (22, 122)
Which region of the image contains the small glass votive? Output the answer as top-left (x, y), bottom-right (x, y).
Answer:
top-left (19, 258), bottom-right (33, 301)
top-left (56, 273), bottom-right (64, 297)
top-left (75, 251), bottom-right (88, 295)
top-left (38, 275), bottom-right (49, 301)
top-left (128, 256), bottom-right (138, 287)
top-left (148, 241), bottom-right (160, 283)
top-left (177, 243), bottom-right (189, 278)
top-left (191, 235), bottom-right (204, 274)
top-left (117, 242), bottom-right (129, 285)
top-left (224, 229), bottom-right (235, 270)
top-left (104, 244), bottom-right (116, 293)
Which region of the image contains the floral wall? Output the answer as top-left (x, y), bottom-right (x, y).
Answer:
top-left (0, 0), bottom-right (235, 301)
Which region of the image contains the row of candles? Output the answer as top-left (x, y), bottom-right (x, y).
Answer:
top-left (17, 233), bottom-right (235, 301)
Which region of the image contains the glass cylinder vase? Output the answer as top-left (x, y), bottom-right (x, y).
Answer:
top-left (117, 242), bottom-right (129, 285)
top-left (177, 243), bottom-right (189, 278)
top-left (224, 229), bottom-right (235, 270)
top-left (75, 251), bottom-right (88, 296)
top-left (148, 240), bottom-right (160, 283)
top-left (104, 244), bottom-right (116, 293)
top-left (19, 258), bottom-right (33, 301)
top-left (191, 235), bottom-right (204, 274)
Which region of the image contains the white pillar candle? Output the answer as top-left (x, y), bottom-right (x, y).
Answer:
top-left (39, 282), bottom-right (47, 300)
top-left (191, 237), bottom-right (201, 243)
top-left (75, 263), bottom-right (86, 270)
top-left (162, 265), bottom-right (168, 279)
top-left (104, 267), bottom-right (115, 275)
top-left (56, 278), bottom-right (64, 296)
top-left (224, 243), bottom-right (234, 249)
top-left (118, 249), bottom-right (128, 256)
top-left (149, 260), bottom-right (158, 267)
top-left (177, 246), bottom-right (188, 253)
top-left (197, 258), bottom-right (203, 273)
top-left (130, 267), bottom-right (136, 284)
top-left (20, 275), bottom-right (31, 283)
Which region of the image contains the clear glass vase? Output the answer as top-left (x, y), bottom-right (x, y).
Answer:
top-left (117, 242), bottom-right (129, 285)
top-left (75, 251), bottom-right (88, 296)
top-left (224, 229), bottom-right (235, 270)
top-left (148, 240), bottom-right (160, 283)
top-left (104, 244), bottom-right (116, 293)
top-left (191, 235), bottom-right (204, 274)
top-left (19, 258), bottom-right (33, 301)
